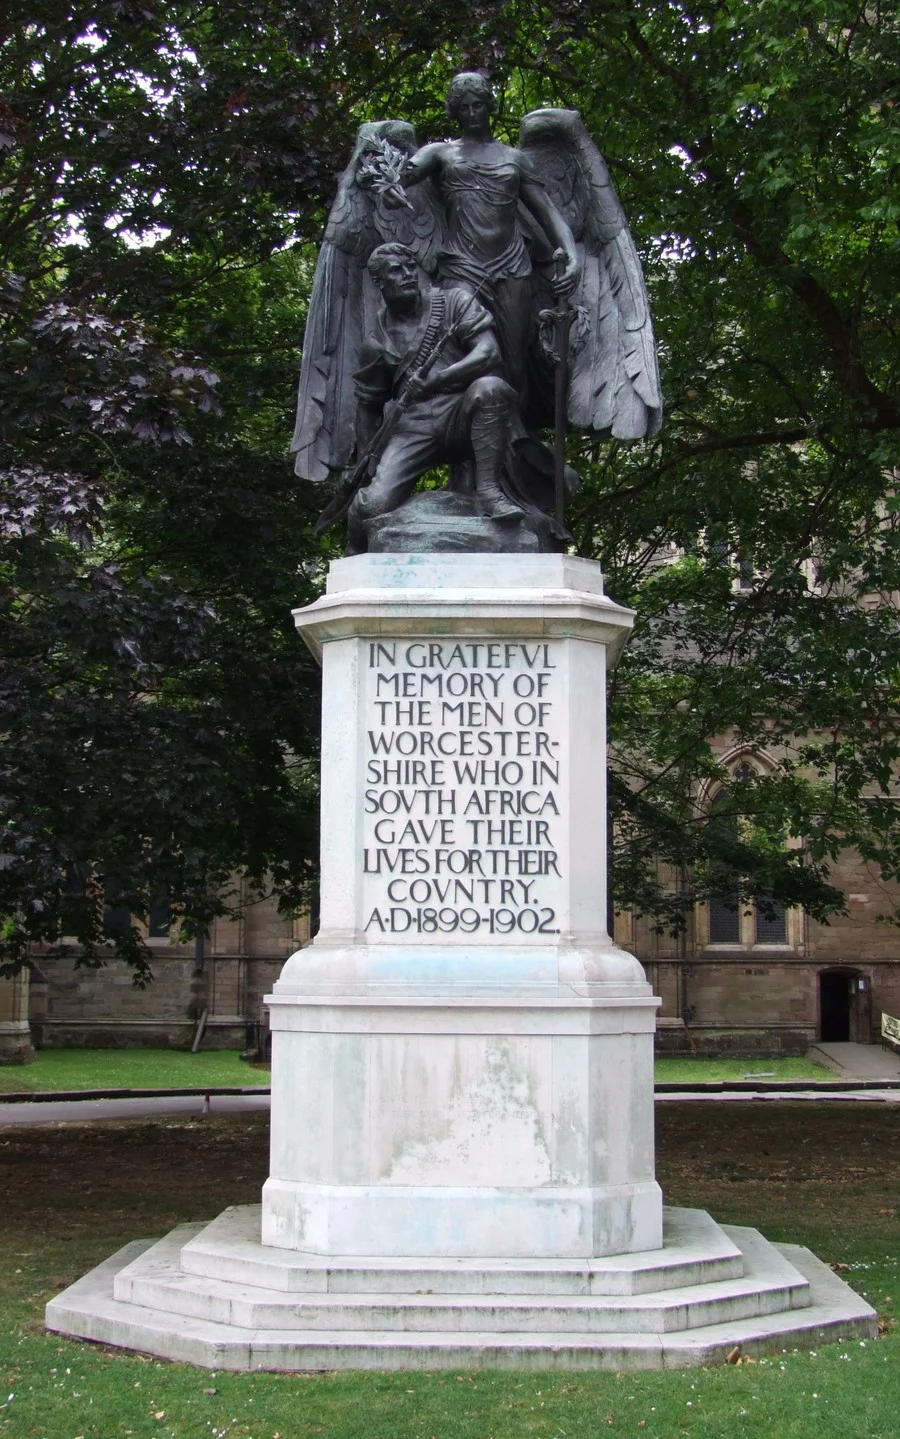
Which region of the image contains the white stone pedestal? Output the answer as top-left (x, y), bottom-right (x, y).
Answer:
top-left (262, 554), bottom-right (662, 1262)
top-left (46, 552), bottom-right (877, 1368)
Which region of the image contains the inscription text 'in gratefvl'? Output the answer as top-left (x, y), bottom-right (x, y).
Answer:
top-left (362, 640), bottom-right (564, 939)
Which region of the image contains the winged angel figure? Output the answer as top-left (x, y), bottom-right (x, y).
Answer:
top-left (291, 73), bottom-right (661, 546)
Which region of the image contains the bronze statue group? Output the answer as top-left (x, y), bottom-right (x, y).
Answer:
top-left (291, 72), bottom-right (661, 553)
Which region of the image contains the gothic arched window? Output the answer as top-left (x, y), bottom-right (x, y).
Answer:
top-left (706, 765), bottom-right (788, 947)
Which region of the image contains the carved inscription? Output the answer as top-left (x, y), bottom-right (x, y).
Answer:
top-left (362, 640), bottom-right (564, 938)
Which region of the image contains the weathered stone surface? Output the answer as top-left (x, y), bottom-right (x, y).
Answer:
top-left (182, 1204), bottom-right (746, 1297)
top-left (262, 553), bottom-right (661, 1261)
top-left (45, 1207), bottom-right (877, 1370)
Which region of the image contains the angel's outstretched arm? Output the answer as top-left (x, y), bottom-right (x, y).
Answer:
top-left (399, 142), bottom-right (445, 187)
top-left (519, 179), bottom-right (580, 295)
top-left (381, 143), bottom-right (443, 210)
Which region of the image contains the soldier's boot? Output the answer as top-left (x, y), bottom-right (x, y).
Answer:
top-left (471, 400), bottom-right (522, 521)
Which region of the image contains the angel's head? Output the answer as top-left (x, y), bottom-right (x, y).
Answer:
top-left (368, 243), bottom-right (421, 306)
top-left (446, 72), bottom-right (496, 135)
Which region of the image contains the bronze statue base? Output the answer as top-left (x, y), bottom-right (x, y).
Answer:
top-left (364, 489), bottom-right (564, 554)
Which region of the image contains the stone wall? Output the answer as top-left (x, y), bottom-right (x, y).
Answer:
top-left (0, 971), bottom-right (34, 1064)
top-left (613, 841), bottom-right (900, 1056)
top-left (29, 903), bottom-right (310, 1051)
top-left (30, 953), bottom-right (203, 1049)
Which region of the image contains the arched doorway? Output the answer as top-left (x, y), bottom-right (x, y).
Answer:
top-left (819, 969), bottom-right (872, 1043)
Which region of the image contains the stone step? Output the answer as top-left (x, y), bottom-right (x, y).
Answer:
top-left (180, 1204), bottom-right (745, 1296)
top-left (46, 1234), bottom-right (877, 1372)
top-left (113, 1224), bottom-right (808, 1336)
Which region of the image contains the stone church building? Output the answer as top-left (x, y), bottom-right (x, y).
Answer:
top-left (619, 753), bottom-right (900, 1057)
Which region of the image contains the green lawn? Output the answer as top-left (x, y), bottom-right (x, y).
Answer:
top-left (0, 1104), bottom-right (897, 1438)
top-left (0, 1048), bottom-right (270, 1094)
top-left (0, 1050), bottom-right (836, 1097)
top-left (3, 1318), bottom-right (896, 1438)
top-left (655, 1055), bottom-right (834, 1082)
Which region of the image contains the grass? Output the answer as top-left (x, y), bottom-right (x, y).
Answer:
top-left (0, 1050), bottom-right (836, 1097)
top-left (654, 1055), bottom-right (835, 1083)
top-left (0, 1102), bottom-right (898, 1437)
top-left (0, 1048), bottom-right (270, 1094)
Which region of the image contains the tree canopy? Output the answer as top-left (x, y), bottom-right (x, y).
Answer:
top-left (1, 0), bottom-right (898, 974)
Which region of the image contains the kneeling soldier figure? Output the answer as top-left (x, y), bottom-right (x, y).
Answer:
top-left (347, 242), bottom-right (523, 553)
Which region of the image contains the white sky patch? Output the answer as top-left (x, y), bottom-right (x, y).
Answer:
top-left (648, 232), bottom-right (697, 264)
top-left (75, 26), bottom-right (105, 52)
top-left (669, 145), bottom-right (692, 166)
top-left (63, 211), bottom-right (171, 249)
top-left (62, 212), bottom-right (89, 247)
top-left (120, 225), bottom-right (172, 249)
top-left (132, 69), bottom-right (174, 109)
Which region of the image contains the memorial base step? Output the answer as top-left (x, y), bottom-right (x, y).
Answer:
top-left (181, 1204), bottom-right (744, 1296)
top-left (45, 1204), bottom-right (876, 1371)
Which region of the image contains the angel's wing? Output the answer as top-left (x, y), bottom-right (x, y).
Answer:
top-left (291, 121), bottom-right (443, 481)
top-left (519, 108), bottom-right (662, 441)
